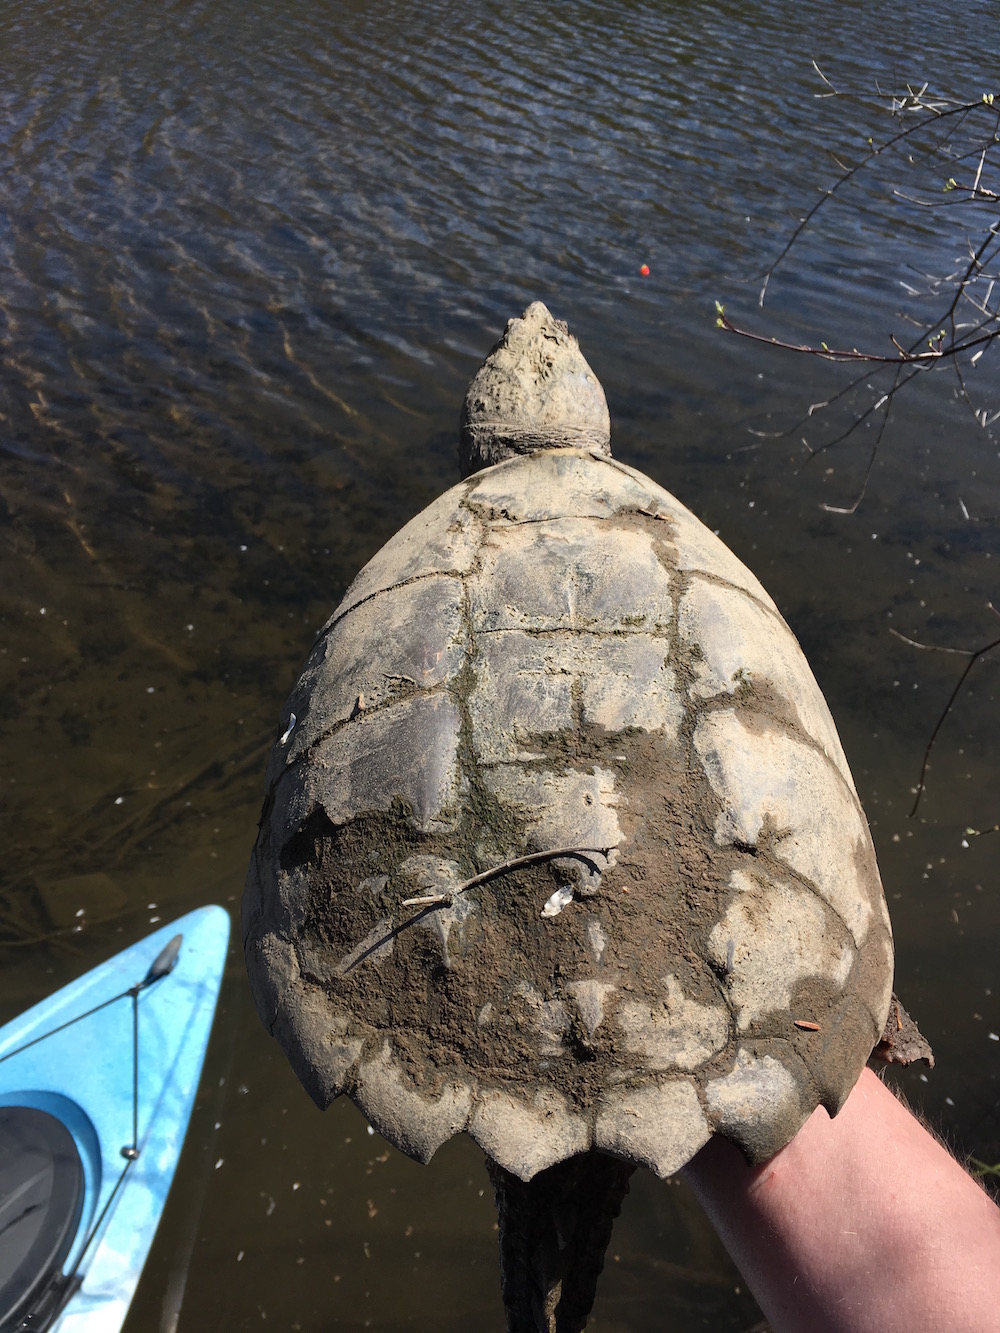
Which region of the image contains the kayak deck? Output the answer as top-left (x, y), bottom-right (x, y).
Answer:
top-left (0, 905), bottom-right (230, 1333)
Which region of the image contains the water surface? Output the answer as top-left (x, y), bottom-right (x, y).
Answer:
top-left (1, 2), bottom-right (998, 1328)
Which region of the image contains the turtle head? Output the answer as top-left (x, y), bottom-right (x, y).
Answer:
top-left (459, 302), bottom-right (612, 478)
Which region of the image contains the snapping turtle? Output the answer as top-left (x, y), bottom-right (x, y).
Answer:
top-left (243, 302), bottom-right (896, 1330)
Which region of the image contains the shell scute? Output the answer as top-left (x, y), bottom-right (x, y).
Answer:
top-left (678, 574), bottom-right (851, 783)
top-left (693, 709), bottom-right (876, 945)
top-left (603, 457), bottom-right (779, 609)
top-left (269, 692), bottom-right (463, 840)
top-left (331, 485), bottom-right (481, 621)
top-left (463, 447), bottom-right (663, 523)
top-left (477, 764), bottom-right (623, 867)
top-left (467, 632), bottom-right (579, 764)
top-left (708, 867), bottom-right (856, 1035)
top-left (704, 1046), bottom-right (811, 1164)
top-left (354, 1041), bottom-right (475, 1164)
top-left (616, 975), bottom-right (731, 1072)
top-left (470, 516), bottom-right (675, 634)
top-left (470, 1088), bottom-right (591, 1182)
top-left (594, 1080), bottom-right (711, 1179)
top-left (280, 575), bottom-right (466, 773)
top-left (467, 631), bottom-right (682, 764)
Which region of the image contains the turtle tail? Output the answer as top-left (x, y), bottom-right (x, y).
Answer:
top-left (486, 1151), bottom-right (636, 1333)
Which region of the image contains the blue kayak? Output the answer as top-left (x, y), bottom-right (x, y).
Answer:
top-left (0, 905), bottom-right (230, 1332)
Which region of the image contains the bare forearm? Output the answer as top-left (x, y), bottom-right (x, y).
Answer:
top-left (683, 1068), bottom-right (1000, 1333)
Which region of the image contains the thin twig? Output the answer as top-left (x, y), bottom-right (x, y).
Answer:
top-left (909, 611), bottom-right (1000, 816)
top-left (889, 627), bottom-right (973, 655)
top-left (965, 822), bottom-right (1000, 838)
top-left (758, 97), bottom-right (985, 306)
top-left (716, 307), bottom-right (997, 366)
top-left (717, 88), bottom-right (1000, 478)
top-left (401, 846), bottom-right (615, 908)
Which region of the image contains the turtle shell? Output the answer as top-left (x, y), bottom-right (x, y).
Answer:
top-left (243, 447), bottom-right (894, 1181)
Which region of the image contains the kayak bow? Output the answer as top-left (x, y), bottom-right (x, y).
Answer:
top-left (0, 905), bottom-right (230, 1332)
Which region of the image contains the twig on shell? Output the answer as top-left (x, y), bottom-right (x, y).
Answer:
top-left (401, 846), bottom-right (616, 908)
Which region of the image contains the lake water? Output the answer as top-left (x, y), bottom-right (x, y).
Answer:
top-left (1, 1), bottom-right (998, 1328)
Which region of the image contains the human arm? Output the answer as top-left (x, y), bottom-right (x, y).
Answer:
top-left (682, 1067), bottom-right (1000, 1333)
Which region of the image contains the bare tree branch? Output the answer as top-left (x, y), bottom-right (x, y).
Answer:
top-left (906, 606), bottom-right (1000, 817)
top-left (717, 84), bottom-right (1000, 494)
